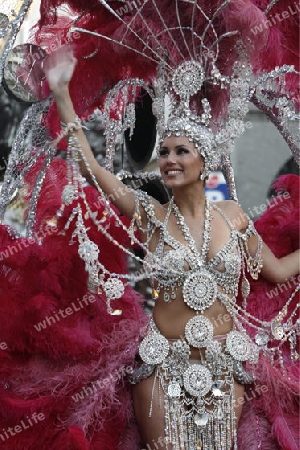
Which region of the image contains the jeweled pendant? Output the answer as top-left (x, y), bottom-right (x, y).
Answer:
top-left (185, 315), bottom-right (213, 348)
top-left (183, 269), bottom-right (217, 311)
top-left (217, 405), bottom-right (224, 420)
top-left (196, 440), bottom-right (202, 450)
top-left (194, 412), bottom-right (209, 427)
top-left (241, 277), bottom-right (250, 299)
top-left (212, 380), bottom-right (224, 398)
top-left (212, 388), bottom-right (223, 398)
top-left (139, 332), bottom-right (170, 365)
top-left (271, 320), bottom-right (284, 340)
top-left (255, 330), bottom-right (269, 346)
top-left (167, 381), bottom-right (181, 398)
top-left (164, 292), bottom-right (170, 302)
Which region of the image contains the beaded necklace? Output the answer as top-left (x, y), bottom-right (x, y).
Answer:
top-left (170, 196), bottom-right (212, 265)
top-left (170, 196), bottom-right (221, 313)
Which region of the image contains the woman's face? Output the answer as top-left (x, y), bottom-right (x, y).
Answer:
top-left (158, 135), bottom-right (204, 189)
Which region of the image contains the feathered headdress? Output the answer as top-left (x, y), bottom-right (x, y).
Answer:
top-left (34, 0), bottom-right (299, 192)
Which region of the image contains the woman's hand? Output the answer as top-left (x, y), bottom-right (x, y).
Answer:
top-left (43, 46), bottom-right (77, 93)
top-left (42, 44), bottom-right (137, 219)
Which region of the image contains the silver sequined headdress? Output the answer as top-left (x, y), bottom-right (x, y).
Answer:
top-left (152, 57), bottom-right (244, 179)
top-left (161, 111), bottom-right (215, 175)
top-left (150, 46), bottom-right (253, 186)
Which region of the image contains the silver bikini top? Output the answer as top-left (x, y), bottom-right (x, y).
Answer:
top-left (132, 190), bottom-right (262, 304)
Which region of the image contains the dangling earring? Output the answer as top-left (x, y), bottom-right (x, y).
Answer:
top-left (199, 167), bottom-right (208, 180)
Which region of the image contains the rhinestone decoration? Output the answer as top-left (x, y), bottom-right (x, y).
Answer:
top-left (233, 360), bottom-right (254, 384)
top-left (103, 278), bottom-right (124, 300)
top-left (139, 333), bottom-right (170, 365)
top-left (205, 341), bottom-right (222, 361)
top-left (226, 331), bottom-right (251, 361)
top-left (271, 320), bottom-right (285, 340)
top-left (172, 60), bottom-right (205, 100)
top-left (78, 239), bottom-right (99, 262)
top-left (183, 270), bottom-right (218, 311)
top-left (161, 249), bottom-right (186, 273)
top-left (171, 339), bottom-right (191, 361)
top-left (183, 365), bottom-right (212, 397)
top-left (167, 381), bottom-right (181, 398)
top-left (248, 343), bottom-right (259, 364)
top-left (185, 315), bottom-right (214, 348)
top-left (194, 412), bottom-right (209, 427)
top-left (62, 184), bottom-right (77, 205)
top-left (255, 330), bottom-right (269, 346)
top-left (167, 340), bottom-right (190, 376)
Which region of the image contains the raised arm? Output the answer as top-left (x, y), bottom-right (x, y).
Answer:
top-left (44, 46), bottom-right (136, 218)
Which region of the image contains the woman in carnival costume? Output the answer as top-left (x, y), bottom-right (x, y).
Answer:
top-left (41, 0), bottom-right (299, 447)
top-left (0, 0), bottom-right (299, 449)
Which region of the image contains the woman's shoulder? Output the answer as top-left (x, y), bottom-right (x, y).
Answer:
top-left (134, 189), bottom-right (171, 224)
top-left (214, 199), bottom-right (249, 232)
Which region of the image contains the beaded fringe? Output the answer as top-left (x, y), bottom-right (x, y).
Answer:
top-left (163, 384), bottom-right (237, 450)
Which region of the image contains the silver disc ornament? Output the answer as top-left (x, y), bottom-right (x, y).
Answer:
top-left (183, 365), bottom-right (213, 397)
top-left (226, 331), bottom-right (251, 361)
top-left (139, 333), bottom-right (170, 365)
top-left (172, 60), bottom-right (205, 100)
top-left (183, 269), bottom-right (218, 311)
top-left (185, 315), bottom-right (214, 348)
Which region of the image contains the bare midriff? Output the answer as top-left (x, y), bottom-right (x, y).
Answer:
top-left (152, 286), bottom-right (233, 359)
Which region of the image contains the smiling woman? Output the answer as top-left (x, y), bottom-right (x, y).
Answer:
top-left (43, 44), bottom-right (299, 449)
top-left (158, 136), bottom-right (204, 188)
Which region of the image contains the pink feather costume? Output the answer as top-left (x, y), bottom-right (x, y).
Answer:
top-left (0, 158), bottom-right (147, 450)
top-left (237, 175), bottom-right (299, 450)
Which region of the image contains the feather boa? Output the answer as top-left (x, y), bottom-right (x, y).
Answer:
top-left (237, 174), bottom-right (300, 450)
top-left (0, 158), bottom-right (147, 449)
